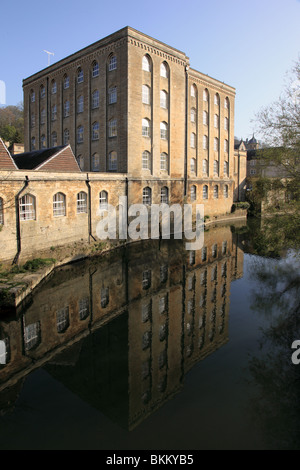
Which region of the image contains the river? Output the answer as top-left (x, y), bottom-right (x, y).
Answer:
top-left (0, 219), bottom-right (299, 450)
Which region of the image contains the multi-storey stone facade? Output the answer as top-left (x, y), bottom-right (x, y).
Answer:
top-left (23, 27), bottom-right (239, 209)
top-left (0, 226), bottom-right (244, 427)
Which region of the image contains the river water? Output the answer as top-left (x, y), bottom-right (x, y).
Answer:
top-left (0, 219), bottom-right (299, 450)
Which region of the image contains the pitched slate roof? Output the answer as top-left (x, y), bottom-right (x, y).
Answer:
top-left (0, 138), bottom-right (18, 170)
top-left (12, 145), bottom-right (81, 172)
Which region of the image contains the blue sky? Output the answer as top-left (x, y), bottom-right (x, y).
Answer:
top-left (0, 0), bottom-right (299, 140)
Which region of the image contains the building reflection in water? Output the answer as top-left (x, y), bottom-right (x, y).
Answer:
top-left (0, 223), bottom-right (244, 429)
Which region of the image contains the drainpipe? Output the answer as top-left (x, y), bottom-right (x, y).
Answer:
top-left (13, 176), bottom-right (29, 265)
top-left (85, 173), bottom-right (96, 243)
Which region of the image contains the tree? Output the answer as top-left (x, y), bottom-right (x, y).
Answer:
top-left (0, 103), bottom-right (24, 146)
top-left (253, 59), bottom-right (300, 248)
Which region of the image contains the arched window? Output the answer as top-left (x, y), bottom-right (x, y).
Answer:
top-left (214, 93), bottom-right (220, 106)
top-left (51, 131), bottom-right (57, 147)
top-left (30, 90), bottom-right (35, 103)
top-left (108, 86), bottom-right (117, 104)
top-left (143, 187), bottom-right (152, 205)
top-left (142, 85), bottom-right (151, 105)
top-left (223, 185), bottom-right (229, 198)
top-left (99, 191), bottom-right (108, 210)
top-left (190, 158), bottom-right (196, 172)
top-left (160, 90), bottom-right (168, 108)
top-left (214, 114), bottom-right (219, 128)
top-left (51, 80), bottom-right (57, 94)
top-left (142, 151), bottom-right (151, 170)
top-left (190, 132), bottom-right (196, 148)
top-left (40, 109), bottom-right (46, 124)
top-left (214, 137), bottom-right (219, 152)
top-left (31, 137), bottom-right (36, 151)
top-left (191, 84), bottom-right (197, 97)
top-left (0, 197), bottom-right (3, 225)
top-left (203, 185), bottom-right (208, 200)
top-left (64, 100), bottom-right (70, 117)
top-left (77, 125), bottom-right (84, 143)
top-left (31, 113), bottom-right (35, 128)
top-left (203, 159), bottom-right (208, 175)
top-left (161, 186), bottom-right (169, 204)
top-left (92, 122), bottom-right (99, 140)
top-left (51, 104), bottom-right (57, 121)
top-left (203, 110), bottom-right (208, 126)
top-left (92, 90), bottom-right (99, 108)
top-left (108, 118), bottom-right (117, 137)
top-left (108, 151), bottom-right (117, 171)
top-left (224, 117), bottom-right (229, 131)
top-left (77, 154), bottom-right (84, 170)
top-left (63, 74), bottom-right (69, 89)
top-left (77, 192), bottom-right (87, 214)
top-left (77, 68), bottom-right (84, 84)
top-left (77, 95), bottom-right (84, 113)
top-left (40, 85), bottom-right (45, 99)
top-left (160, 152), bottom-right (168, 171)
top-left (41, 134), bottom-right (46, 148)
top-left (142, 118), bottom-right (151, 137)
top-left (92, 153), bottom-right (100, 171)
top-left (64, 129), bottom-right (69, 146)
top-left (203, 135), bottom-right (208, 150)
top-left (101, 287), bottom-right (109, 308)
top-left (191, 108), bottom-right (196, 123)
top-left (108, 55), bottom-right (117, 71)
top-left (160, 62), bottom-right (168, 78)
top-left (160, 122), bottom-right (168, 140)
top-left (224, 139), bottom-right (229, 153)
top-left (53, 193), bottom-right (66, 217)
top-left (224, 160), bottom-right (229, 176)
top-left (214, 160), bottom-right (219, 175)
top-left (92, 61), bottom-right (99, 78)
top-left (19, 194), bottom-right (35, 220)
top-left (191, 185), bottom-right (196, 202)
top-left (142, 55), bottom-right (151, 72)
top-left (203, 89), bottom-right (209, 101)
top-left (56, 307), bottom-right (69, 333)
top-left (213, 185), bottom-right (219, 199)
top-left (224, 97), bottom-right (229, 109)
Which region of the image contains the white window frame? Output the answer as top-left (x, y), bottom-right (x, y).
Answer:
top-left (19, 194), bottom-right (36, 221)
top-left (92, 90), bottom-right (99, 109)
top-left (160, 90), bottom-right (168, 108)
top-left (142, 151), bottom-right (151, 170)
top-left (142, 55), bottom-right (151, 72)
top-left (77, 68), bottom-right (84, 84)
top-left (99, 191), bottom-right (108, 211)
top-left (77, 192), bottom-right (87, 214)
top-left (160, 62), bottom-right (168, 78)
top-left (108, 151), bottom-right (117, 171)
top-left (160, 152), bottom-right (168, 171)
top-left (53, 192), bottom-right (66, 217)
top-left (142, 85), bottom-right (151, 105)
top-left (92, 153), bottom-right (100, 172)
top-left (77, 96), bottom-right (84, 113)
top-left (108, 56), bottom-right (117, 71)
top-left (142, 118), bottom-right (151, 137)
top-left (77, 125), bottom-right (84, 143)
top-left (108, 86), bottom-right (117, 104)
top-left (92, 122), bottom-right (99, 141)
top-left (143, 187), bottom-right (152, 205)
top-left (108, 119), bottom-right (117, 137)
top-left (92, 61), bottom-right (99, 78)
top-left (160, 122), bottom-right (168, 140)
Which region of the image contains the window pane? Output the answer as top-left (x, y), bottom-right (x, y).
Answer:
top-left (77, 192), bottom-right (87, 213)
top-left (53, 193), bottom-right (66, 217)
top-left (20, 194), bottom-right (36, 221)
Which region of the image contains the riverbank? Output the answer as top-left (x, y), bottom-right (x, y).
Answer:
top-left (0, 209), bottom-right (247, 312)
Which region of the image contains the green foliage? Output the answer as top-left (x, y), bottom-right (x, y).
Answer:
top-left (231, 201), bottom-right (250, 212)
top-left (22, 258), bottom-right (56, 272)
top-left (0, 104), bottom-right (24, 146)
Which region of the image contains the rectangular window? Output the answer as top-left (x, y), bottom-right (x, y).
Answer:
top-left (57, 307), bottom-right (69, 333)
top-left (24, 322), bottom-right (41, 351)
top-left (79, 297), bottom-right (89, 320)
top-left (20, 195), bottom-right (36, 221)
top-left (142, 270), bottom-right (151, 289)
